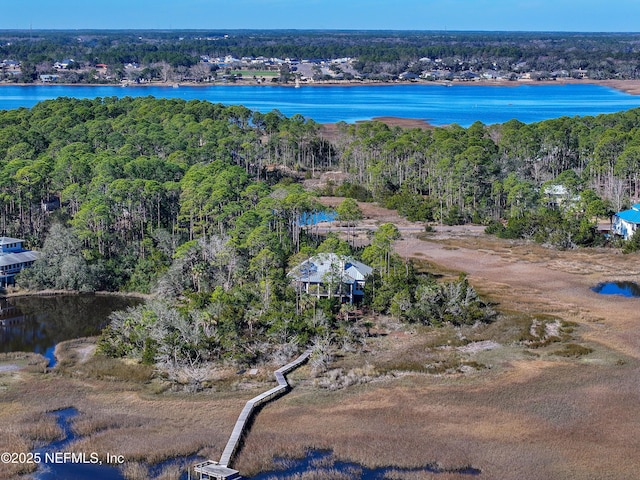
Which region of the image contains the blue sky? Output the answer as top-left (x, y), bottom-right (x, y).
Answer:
top-left (2, 0), bottom-right (639, 31)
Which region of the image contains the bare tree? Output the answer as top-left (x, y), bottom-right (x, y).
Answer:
top-left (190, 63), bottom-right (213, 82)
top-left (159, 61), bottom-right (173, 83)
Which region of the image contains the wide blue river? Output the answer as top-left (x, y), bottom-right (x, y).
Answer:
top-left (1, 83), bottom-right (640, 127)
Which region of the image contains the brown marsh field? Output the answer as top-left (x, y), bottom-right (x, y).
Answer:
top-left (1, 221), bottom-right (640, 480)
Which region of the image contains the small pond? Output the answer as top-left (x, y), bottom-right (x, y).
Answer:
top-left (298, 210), bottom-right (337, 226)
top-left (0, 295), bottom-right (143, 366)
top-left (592, 281), bottom-right (640, 298)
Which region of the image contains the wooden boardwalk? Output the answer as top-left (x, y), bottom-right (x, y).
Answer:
top-left (192, 349), bottom-right (312, 479)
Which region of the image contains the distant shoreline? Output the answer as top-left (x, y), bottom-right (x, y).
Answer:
top-left (0, 288), bottom-right (151, 300)
top-left (2, 78), bottom-right (640, 95)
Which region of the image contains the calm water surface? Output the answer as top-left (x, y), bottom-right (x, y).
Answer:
top-left (299, 210), bottom-right (337, 225)
top-left (1, 84), bottom-right (640, 126)
top-left (592, 281), bottom-right (640, 297)
top-left (0, 295), bottom-right (143, 366)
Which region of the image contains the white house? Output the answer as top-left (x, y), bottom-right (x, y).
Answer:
top-left (0, 237), bottom-right (38, 287)
top-left (288, 253), bottom-right (372, 304)
top-left (542, 184), bottom-right (580, 209)
top-left (613, 204), bottom-right (640, 240)
top-left (54, 59), bottom-right (74, 70)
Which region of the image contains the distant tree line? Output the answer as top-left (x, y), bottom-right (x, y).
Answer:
top-left (4, 30), bottom-right (640, 82)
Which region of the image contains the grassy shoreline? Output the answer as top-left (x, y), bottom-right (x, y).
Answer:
top-left (1, 77), bottom-right (640, 95)
top-left (0, 288), bottom-right (152, 300)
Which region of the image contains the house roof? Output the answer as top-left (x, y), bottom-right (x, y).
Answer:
top-left (544, 185), bottom-right (569, 196)
top-left (0, 237), bottom-right (23, 246)
top-left (615, 204), bottom-right (640, 224)
top-left (0, 250), bottom-right (39, 268)
top-left (288, 253), bottom-right (372, 285)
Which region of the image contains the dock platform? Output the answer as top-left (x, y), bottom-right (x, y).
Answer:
top-left (192, 460), bottom-right (241, 480)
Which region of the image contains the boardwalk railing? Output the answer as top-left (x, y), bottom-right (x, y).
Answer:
top-left (219, 349), bottom-right (312, 467)
top-left (192, 349), bottom-right (312, 479)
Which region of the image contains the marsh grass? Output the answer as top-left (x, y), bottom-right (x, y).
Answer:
top-left (58, 354), bottom-right (155, 383)
top-left (0, 351), bottom-right (48, 373)
top-left (121, 462), bottom-right (148, 480)
top-left (309, 452), bottom-right (336, 469)
top-left (313, 365), bottom-right (378, 389)
top-left (236, 354), bottom-right (640, 479)
top-left (0, 460), bottom-right (36, 479)
top-left (20, 411), bottom-right (61, 443)
top-left (154, 463), bottom-right (184, 480)
top-left (268, 469), bottom-right (359, 480)
top-left (69, 419), bottom-right (220, 464)
top-left (54, 337), bottom-right (95, 363)
top-left (552, 343), bottom-right (593, 357)
top-left (0, 431), bottom-right (37, 479)
top-left (383, 470), bottom-right (474, 479)
top-left (0, 406), bottom-right (63, 480)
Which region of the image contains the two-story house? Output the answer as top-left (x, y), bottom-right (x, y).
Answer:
top-left (288, 253), bottom-right (372, 304)
top-left (0, 237), bottom-right (39, 287)
top-left (613, 204), bottom-right (640, 240)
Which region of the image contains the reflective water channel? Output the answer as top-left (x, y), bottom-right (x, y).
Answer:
top-left (34, 408), bottom-right (127, 480)
top-left (250, 449), bottom-right (481, 479)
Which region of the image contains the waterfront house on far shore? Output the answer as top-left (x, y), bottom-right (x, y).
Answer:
top-left (0, 237), bottom-right (38, 287)
top-left (612, 204), bottom-right (640, 240)
top-left (54, 59), bottom-right (74, 70)
top-left (39, 74), bottom-right (59, 83)
top-left (288, 253), bottom-right (372, 304)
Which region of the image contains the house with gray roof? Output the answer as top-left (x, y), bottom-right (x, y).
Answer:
top-left (613, 204), bottom-right (640, 240)
top-left (0, 237), bottom-right (38, 287)
top-left (288, 253), bottom-right (372, 304)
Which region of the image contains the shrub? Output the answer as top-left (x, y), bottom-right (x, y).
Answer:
top-left (553, 344), bottom-right (593, 357)
top-left (622, 228), bottom-right (640, 253)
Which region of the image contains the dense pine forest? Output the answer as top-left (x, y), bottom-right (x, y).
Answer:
top-left (2, 96), bottom-right (639, 381)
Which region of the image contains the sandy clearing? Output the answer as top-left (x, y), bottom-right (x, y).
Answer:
top-left (394, 232), bottom-right (640, 359)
